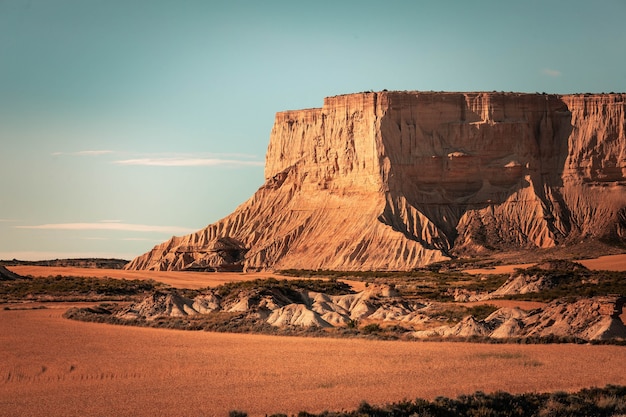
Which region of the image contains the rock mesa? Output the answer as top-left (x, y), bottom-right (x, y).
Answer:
top-left (126, 91), bottom-right (626, 271)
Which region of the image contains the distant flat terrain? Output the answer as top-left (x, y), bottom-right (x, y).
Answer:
top-left (464, 253), bottom-right (626, 275)
top-left (5, 265), bottom-right (369, 291)
top-left (6, 265), bottom-right (271, 288)
top-left (9, 254), bottom-right (626, 290)
top-left (1, 304), bottom-right (625, 417)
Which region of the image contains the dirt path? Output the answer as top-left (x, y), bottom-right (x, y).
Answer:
top-left (1, 306), bottom-right (625, 417)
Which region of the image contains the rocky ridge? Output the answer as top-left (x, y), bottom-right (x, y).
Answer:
top-left (413, 296), bottom-right (626, 341)
top-left (106, 273), bottom-right (626, 342)
top-left (126, 91), bottom-right (626, 272)
top-left (115, 284), bottom-right (413, 329)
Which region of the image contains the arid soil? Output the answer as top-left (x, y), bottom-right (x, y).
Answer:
top-left (1, 304), bottom-right (625, 417)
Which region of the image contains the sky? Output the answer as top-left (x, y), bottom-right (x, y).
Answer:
top-left (1, 0), bottom-right (625, 261)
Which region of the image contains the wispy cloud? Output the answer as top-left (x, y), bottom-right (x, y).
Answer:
top-left (52, 150), bottom-right (114, 156)
top-left (52, 150), bottom-right (263, 168)
top-left (542, 68), bottom-right (562, 77)
top-left (113, 157), bottom-right (264, 167)
top-left (16, 221), bottom-right (195, 235)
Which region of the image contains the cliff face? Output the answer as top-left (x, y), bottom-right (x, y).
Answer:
top-left (126, 91), bottom-right (626, 271)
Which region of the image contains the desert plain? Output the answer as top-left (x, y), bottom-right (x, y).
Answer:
top-left (2, 256), bottom-right (626, 417)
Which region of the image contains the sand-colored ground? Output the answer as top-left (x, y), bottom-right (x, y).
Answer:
top-left (464, 253), bottom-right (626, 275)
top-left (1, 304), bottom-right (625, 417)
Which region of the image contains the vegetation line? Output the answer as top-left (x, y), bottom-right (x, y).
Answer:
top-left (229, 385), bottom-right (626, 417)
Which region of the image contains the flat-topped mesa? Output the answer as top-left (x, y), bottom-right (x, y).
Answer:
top-left (125, 91), bottom-right (626, 272)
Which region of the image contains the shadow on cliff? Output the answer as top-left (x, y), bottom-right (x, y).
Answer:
top-left (379, 94), bottom-right (574, 256)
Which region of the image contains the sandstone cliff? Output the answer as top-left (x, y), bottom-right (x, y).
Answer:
top-left (126, 91), bottom-right (626, 272)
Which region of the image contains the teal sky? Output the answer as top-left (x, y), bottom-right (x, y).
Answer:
top-left (1, 0), bottom-right (625, 261)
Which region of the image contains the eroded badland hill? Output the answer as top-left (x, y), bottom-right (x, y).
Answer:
top-left (126, 91), bottom-right (626, 272)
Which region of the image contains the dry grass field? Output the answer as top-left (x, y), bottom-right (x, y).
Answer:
top-left (1, 303), bottom-right (625, 417)
top-left (2, 255), bottom-right (625, 416)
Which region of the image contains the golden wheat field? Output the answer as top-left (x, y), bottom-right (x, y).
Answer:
top-left (2, 303), bottom-right (626, 417)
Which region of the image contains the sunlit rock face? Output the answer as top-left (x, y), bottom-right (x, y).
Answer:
top-left (126, 91), bottom-right (626, 272)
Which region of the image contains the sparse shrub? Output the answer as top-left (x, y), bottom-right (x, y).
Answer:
top-left (262, 385), bottom-right (626, 417)
top-left (467, 304), bottom-right (499, 321)
top-left (361, 323), bottom-right (381, 334)
top-left (0, 275), bottom-right (158, 302)
top-left (215, 277), bottom-right (353, 298)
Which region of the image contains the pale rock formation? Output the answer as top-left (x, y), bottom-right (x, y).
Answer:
top-left (126, 92), bottom-right (626, 271)
top-left (117, 291), bottom-right (199, 320)
top-left (489, 318), bottom-right (525, 339)
top-left (112, 285), bottom-right (625, 341)
top-left (320, 311), bottom-right (350, 326)
top-left (414, 316), bottom-right (491, 338)
top-left (484, 308), bottom-right (528, 339)
top-left (486, 273), bottom-right (552, 298)
top-left (191, 293), bottom-right (221, 314)
top-left (522, 296), bottom-right (626, 340)
top-left (266, 304), bottom-right (330, 328)
top-left (413, 296), bottom-right (626, 341)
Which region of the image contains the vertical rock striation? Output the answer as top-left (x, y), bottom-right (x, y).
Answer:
top-left (125, 91), bottom-right (626, 271)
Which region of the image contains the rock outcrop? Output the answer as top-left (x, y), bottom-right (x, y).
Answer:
top-left (126, 91), bottom-right (626, 272)
top-left (111, 285), bottom-right (626, 341)
top-left (413, 296), bottom-right (626, 341)
top-left (113, 284), bottom-right (419, 328)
